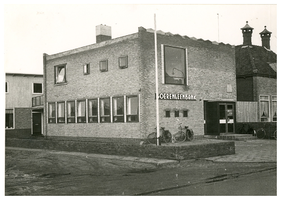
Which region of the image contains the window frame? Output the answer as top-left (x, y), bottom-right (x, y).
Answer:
top-left (174, 110), bottom-right (180, 118)
top-left (77, 99), bottom-right (86, 123)
top-left (88, 99), bottom-right (98, 123)
top-left (112, 96), bottom-right (124, 123)
top-left (32, 83), bottom-right (43, 94)
top-left (118, 56), bottom-right (128, 69)
top-left (48, 102), bottom-right (56, 123)
top-left (100, 97), bottom-right (111, 123)
top-left (183, 110), bottom-right (189, 118)
top-left (259, 95), bottom-right (270, 122)
top-left (54, 64), bottom-right (67, 84)
top-left (5, 109), bottom-right (14, 129)
top-left (83, 63), bottom-right (90, 75)
top-left (67, 100), bottom-right (75, 123)
top-left (126, 95), bottom-right (139, 122)
top-left (99, 60), bottom-right (108, 72)
top-left (165, 110), bottom-right (171, 118)
top-left (57, 101), bottom-right (65, 123)
top-left (271, 95), bottom-right (277, 122)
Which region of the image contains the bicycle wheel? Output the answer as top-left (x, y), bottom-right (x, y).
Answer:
top-left (256, 128), bottom-right (266, 139)
top-left (273, 130), bottom-right (277, 140)
top-left (147, 132), bottom-right (157, 144)
top-left (163, 131), bottom-right (172, 143)
top-left (174, 131), bottom-right (186, 143)
top-left (186, 129), bottom-right (194, 141)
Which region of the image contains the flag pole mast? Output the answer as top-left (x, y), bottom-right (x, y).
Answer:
top-left (154, 13), bottom-right (160, 146)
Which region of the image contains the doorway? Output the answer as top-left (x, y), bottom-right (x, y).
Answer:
top-left (219, 103), bottom-right (235, 134)
top-left (32, 113), bottom-right (42, 135)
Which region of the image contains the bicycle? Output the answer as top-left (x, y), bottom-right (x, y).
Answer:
top-left (256, 123), bottom-right (277, 140)
top-left (147, 127), bottom-right (172, 144)
top-left (173, 123), bottom-right (194, 143)
top-left (237, 123), bottom-right (255, 135)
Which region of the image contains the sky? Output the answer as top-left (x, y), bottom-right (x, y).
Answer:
top-left (3, 2), bottom-right (278, 75)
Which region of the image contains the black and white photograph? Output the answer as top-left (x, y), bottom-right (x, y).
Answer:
top-left (3, 1), bottom-right (278, 196)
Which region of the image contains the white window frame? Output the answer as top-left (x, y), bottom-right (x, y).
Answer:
top-left (32, 83), bottom-right (43, 94)
top-left (271, 95), bottom-right (277, 122)
top-left (259, 95), bottom-right (270, 122)
top-left (77, 99), bottom-right (86, 123)
top-left (57, 101), bottom-right (65, 123)
top-left (48, 102), bottom-right (56, 123)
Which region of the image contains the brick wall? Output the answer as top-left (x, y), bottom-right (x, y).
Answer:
top-left (14, 108), bottom-right (32, 129)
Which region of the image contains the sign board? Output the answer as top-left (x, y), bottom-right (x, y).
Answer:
top-left (156, 93), bottom-right (196, 101)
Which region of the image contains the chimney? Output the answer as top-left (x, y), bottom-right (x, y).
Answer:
top-left (96, 24), bottom-right (112, 43)
top-left (241, 21), bottom-right (254, 45)
top-left (259, 26), bottom-right (272, 49)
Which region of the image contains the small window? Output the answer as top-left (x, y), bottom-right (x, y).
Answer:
top-left (55, 64), bottom-right (67, 84)
top-left (83, 63), bottom-right (90, 75)
top-left (88, 99), bottom-right (98, 123)
top-left (48, 102), bottom-right (56, 123)
top-left (100, 60), bottom-right (108, 72)
top-left (100, 98), bottom-right (110, 122)
top-left (5, 82), bottom-right (8, 93)
top-left (113, 97), bottom-right (124, 122)
top-left (165, 110), bottom-right (170, 118)
top-left (33, 83), bottom-right (42, 94)
top-left (119, 56), bottom-right (128, 69)
top-left (67, 101), bottom-right (75, 123)
top-left (183, 110), bottom-right (188, 117)
top-left (57, 102), bottom-right (65, 123)
top-left (175, 110), bottom-right (179, 117)
top-left (77, 100), bottom-right (86, 123)
top-left (5, 109), bottom-right (13, 128)
top-left (127, 96), bottom-right (139, 122)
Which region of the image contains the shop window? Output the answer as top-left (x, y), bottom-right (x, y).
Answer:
top-left (165, 110), bottom-right (170, 118)
top-left (5, 82), bottom-right (8, 93)
top-left (67, 101), bottom-right (75, 123)
top-left (33, 83), bottom-right (42, 94)
top-left (260, 95), bottom-right (269, 122)
top-left (113, 97), bottom-right (124, 122)
top-left (5, 109), bottom-right (13, 128)
top-left (272, 95), bottom-right (277, 122)
top-left (48, 102), bottom-right (56, 123)
top-left (55, 64), bottom-right (67, 84)
top-left (57, 102), bottom-right (65, 123)
top-left (77, 100), bottom-right (86, 123)
top-left (175, 110), bottom-right (180, 117)
top-left (126, 96), bottom-right (139, 122)
top-left (183, 110), bottom-right (188, 117)
top-left (163, 46), bottom-right (186, 85)
top-left (83, 63), bottom-right (90, 75)
top-left (100, 60), bottom-right (108, 72)
top-left (100, 98), bottom-right (110, 122)
top-left (88, 99), bottom-right (98, 123)
top-left (119, 56), bottom-right (128, 69)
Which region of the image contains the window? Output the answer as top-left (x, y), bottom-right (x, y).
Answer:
top-left (175, 110), bottom-right (179, 117)
top-left (77, 100), bottom-right (86, 123)
top-left (57, 102), bottom-right (65, 123)
top-left (100, 98), bottom-right (110, 122)
top-left (126, 96), bottom-right (139, 122)
top-left (48, 102), bottom-right (56, 123)
top-left (5, 109), bottom-right (13, 128)
top-left (88, 99), bottom-right (98, 123)
top-left (272, 95), bottom-right (277, 122)
top-left (183, 110), bottom-right (188, 117)
top-left (33, 83), bottom-right (42, 94)
top-left (83, 63), bottom-right (90, 75)
top-left (164, 46), bottom-right (186, 85)
top-left (67, 101), bottom-right (75, 123)
top-left (100, 60), bottom-right (108, 72)
top-left (113, 97), bottom-right (124, 122)
top-left (119, 56), bottom-right (128, 69)
top-left (260, 95), bottom-right (269, 122)
top-left (165, 110), bottom-right (170, 118)
top-left (55, 64), bottom-right (66, 84)
top-left (5, 82), bottom-right (8, 93)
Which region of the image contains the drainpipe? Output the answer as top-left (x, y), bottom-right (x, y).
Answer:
top-left (43, 53), bottom-right (48, 139)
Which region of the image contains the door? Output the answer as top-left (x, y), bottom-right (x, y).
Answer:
top-left (33, 113), bottom-right (42, 135)
top-left (219, 103), bottom-right (235, 134)
top-left (205, 101), bottom-right (220, 135)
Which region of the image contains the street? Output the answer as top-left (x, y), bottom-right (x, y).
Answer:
top-left (5, 139), bottom-right (277, 196)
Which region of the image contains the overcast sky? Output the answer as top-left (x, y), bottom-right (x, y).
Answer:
top-left (3, 2), bottom-right (278, 74)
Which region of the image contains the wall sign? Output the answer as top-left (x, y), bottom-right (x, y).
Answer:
top-left (156, 93), bottom-right (196, 101)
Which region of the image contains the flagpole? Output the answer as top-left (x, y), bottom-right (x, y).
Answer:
top-left (154, 13), bottom-right (160, 146)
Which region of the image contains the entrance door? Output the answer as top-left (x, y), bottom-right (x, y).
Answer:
top-left (205, 101), bottom-right (220, 135)
top-left (32, 113), bottom-right (42, 135)
top-left (219, 103), bottom-right (235, 134)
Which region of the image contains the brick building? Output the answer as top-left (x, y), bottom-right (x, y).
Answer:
top-left (43, 24), bottom-right (236, 140)
top-left (235, 22), bottom-right (277, 126)
top-left (5, 73), bottom-right (44, 138)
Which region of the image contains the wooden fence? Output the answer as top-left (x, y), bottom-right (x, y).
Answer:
top-left (236, 101), bottom-right (258, 122)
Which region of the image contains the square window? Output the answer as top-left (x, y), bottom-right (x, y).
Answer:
top-left (175, 110), bottom-right (179, 117)
top-left (113, 97), bottom-right (124, 122)
top-left (127, 96), bottom-right (139, 122)
top-left (33, 83), bottom-right (42, 94)
top-left (77, 100), bottom-right (86, 123)
top-left (88, 99), bottom-right (98, 123)
top-left (57, 102), bottom-right (65, 123)
top-left (165, 110), bottom-right (170, 118)
top-left (100, 98), bottom-right (110, 122)
top-left (100, 60), bottom-right (108, 72)
top-left (119, 56), bottom-right (128, 69)
top-left (55, 65), bottom-right (67, 84)
top-left (83, 63), bottom-right (90, 75)
top-left (164, 46), bottom-right (186, 85)
top-left (48, 102), bottom-right (56, 123)
top-left (67, 101), bottom-right (75, 123)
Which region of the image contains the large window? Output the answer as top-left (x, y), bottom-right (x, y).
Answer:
top-left (88, 99), bottom-right (98, 123)
top-left (260, 95), bottom-right (269, 122)
top-left (67, 101), bottom-right (75, 123)
top-left (33, 83), bottom-right (42, 94)
top-left (55, 64), bottom-right (66, 84)
top-left (164, 46), bottom-right (186, 85)
top-left (57, 102), bottom-right (65, 123)
top-left (5, 109), bottom-right (13, 128)
top-left (272, 95), bottom-right (277, 122)
top-left (77, 100), bottom-right (86, 123)
top-left (100, 98), bottom-right (110, 122)
top-left (126, 96), bottom-right (139, 122)
top-left (113, 97), bottom-right (124, 122)
top-left (48, 102), bottom-right (56, 123)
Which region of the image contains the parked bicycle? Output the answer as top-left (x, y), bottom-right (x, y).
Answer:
top-left (173, 123), bottom-right (194, 143)
top-left (237, 123), bottom-right (255, 135)
top-left (256, 123), bottom-right (277, 140)
top-left (147, 127), bottom-right (172, 144)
